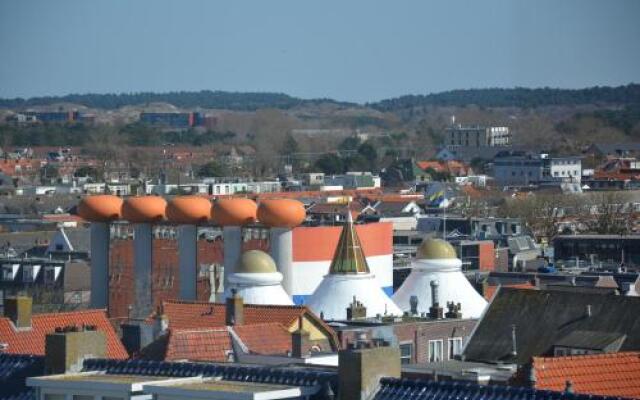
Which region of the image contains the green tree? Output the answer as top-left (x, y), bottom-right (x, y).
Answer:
top-left (357, 142), bottom-right (378, 169)
top-left (197, 161), bottom-right (228, 178)
top-left (315, 153), bottom-right (344, 175)
top-left (339, 136), bottom-right (361, 151)
top-left (74, 166), bottom-right (99, 180)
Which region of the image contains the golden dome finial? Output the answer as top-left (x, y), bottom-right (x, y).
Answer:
top-left (416, 238), bottom-right (457, 260)
top-left (236, 250), bottom-right (277, 273)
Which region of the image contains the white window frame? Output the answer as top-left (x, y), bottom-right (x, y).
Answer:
top-left (399, 342), bottom-right (413, 365)
top-left (428, 339), bottom-right (444, 363)
top-left (448, 337), bottom-right (463, 360)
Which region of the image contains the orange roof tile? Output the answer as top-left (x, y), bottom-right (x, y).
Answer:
top-left (233, 323), bottom-right (292, 356)
top-left (162, 301), bottom-right (309, 330)
top-left (533, 352), bottom-right (640, 399)
top-left (165, 328), bottom-right (232, 362)
top-left (160, 323), bottom-right (292, 362)
top-left (0, 310), bottom-right (128, 359)
top-left (160, 300), bottom-right (339, 350)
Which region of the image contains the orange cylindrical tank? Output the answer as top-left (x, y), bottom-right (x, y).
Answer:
top-left (122, 196), bottom-right (167, 223)
top-left (77, 195), bottom-right (123, 222)
top-left (166, 196), bottom-right (213, 224)
top-left (258, 199), bottom-right (306, 228)
top-left (212, 198), bottom-right (257, 226)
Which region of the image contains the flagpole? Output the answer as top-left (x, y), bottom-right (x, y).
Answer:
top-left (442, 188), bottom-right (447, 240)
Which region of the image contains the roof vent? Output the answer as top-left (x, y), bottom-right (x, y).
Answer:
top-left (586, 304), bottom-right (592, 318)
top-left (510, 324), bottom-right (518, 357)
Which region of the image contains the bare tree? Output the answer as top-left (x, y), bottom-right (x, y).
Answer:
top-left (582, 192), bottom-right (632, 235)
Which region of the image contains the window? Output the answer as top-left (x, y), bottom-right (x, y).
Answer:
top-left (44, 267), bottom-right (56, 284)
top-left (2, 266), bottom-right (13, 281)
top-left (22, 265), bottom-right (33, 283)
top-left (399, 343), bottom-right (413, 364)
top-left (428, 339), bottom-right (444, 362)
top-left (448, 337), bottom-right (463, 360)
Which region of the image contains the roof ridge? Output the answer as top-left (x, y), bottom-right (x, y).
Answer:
top-left (534, 351), bottom-right (640, 363)
top-left (163, 299), bottom-right (304, 310)
top-left (0, 309), bottom-right (108, 324)
top-left (170, 327), bottom-right (230, 334)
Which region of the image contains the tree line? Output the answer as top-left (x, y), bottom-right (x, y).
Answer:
top-left (1, 84), bottom-right (638, 112)
top-left (0, 90), bottom-right (354, 111)
top-left (370, 84), bottom-right (640, 111)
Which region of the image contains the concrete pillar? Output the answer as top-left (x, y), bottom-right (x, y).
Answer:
top-left (178, 224), bottom-right (197, 300)
top-left (222, 226), bottom-right (242, 293)
top-left (133, 224), bottom-right (153, 320)
top-left (90, 222), bottom-right (110, 309)
top-left (270, 227), bottom-right (293, 295)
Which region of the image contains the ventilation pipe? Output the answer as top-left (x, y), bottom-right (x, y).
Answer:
top-left (122, 196), bottom-right (167, 320)
top-left (257, 199), bottom-right (306, 297)
top-left (213, 199), bottom-right (258, 299)
top-left (77, 195), bottom-right (123, 309)
top-left (166, 196), bottom-right (213, 300)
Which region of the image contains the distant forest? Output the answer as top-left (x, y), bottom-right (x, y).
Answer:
top-left (370, 84), bottom-right (640, 111)
top-left (0, 91), bottom-right (354, 111)
top-left (0, 84), bottom-right (639, 111)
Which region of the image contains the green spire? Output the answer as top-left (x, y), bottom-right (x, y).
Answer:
top-left (328, 209), bottom-right (370, 274)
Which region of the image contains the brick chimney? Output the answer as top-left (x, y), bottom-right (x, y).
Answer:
top-left (445, 302), bottom-right (462, 319)
top-left (291, 317), bottom-right (311, 358)
top-left (226, 289), bottom-right (244, 326)
top-left (346, 296), bottom-right (367, 321)
top-left (45, 325), bottom-right (106, 374)
top-left (338, 338), bottom-right (400, 400)
top-left (428, 280), bottom-right (443, 319)
top-left (4, 296), bottom-right (32, 329)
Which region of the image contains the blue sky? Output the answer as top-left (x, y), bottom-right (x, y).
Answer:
top-left (1, 0), bottom-right (639, 103)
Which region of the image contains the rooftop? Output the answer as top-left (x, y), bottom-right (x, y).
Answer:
top-left (531, 352), bottom-right (640, 399)
top-left (0, 309), bottom-right (128, 359)
top-left (464, 288), bottom-right (640, 364)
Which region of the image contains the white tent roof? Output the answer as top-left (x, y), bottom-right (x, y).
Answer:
top-left (393, 258), bottom-right (488, 319)
top-left (306, 273), bottom-right (401, 320)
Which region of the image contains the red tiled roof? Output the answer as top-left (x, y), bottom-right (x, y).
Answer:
top-left (165, 327), bottom-right (232, 362)
top-left (234, 323), bottom-right (292, 356)
top-left (162, 300), bottom-right (311, 330)
top-left (0, 310), bottom-right (128, 359)
top-left (162, 323), bottom-right (292, 362)
top-left (160, 300), bottom-right (339, 350)
top-left (532, 352), bottom-right (640, 399)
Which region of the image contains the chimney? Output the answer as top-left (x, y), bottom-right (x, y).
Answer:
top-left (4, 296), bottom-right (32, 329)
top-left (564, 380), bottom-right (574, 394)
top-left (445, 302), bottom-right (462, 319)
top-left (526, 360), bottom-right (537, 388)
top-left (291, 317), bottom-right (311, 358)
top-left (226, 289), bottom-right (244, 326)
top-left (409, 295), bottom-right (418, 315)
top-left (511, 324), bottom-right (518, 358)
top-left (45, 325), bottom-right (106, 374)
top-left (428, 280), bottom-right (443, 319)
top-left (346, 296), bottom-right (367, 320)
top-left (338, 338), bottom-right (400, 400)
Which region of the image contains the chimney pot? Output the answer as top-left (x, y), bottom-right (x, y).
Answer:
top-left (45, 328), bottom-right (106, 374)
top-left (226, 290), bottom-right (244, 326)
top-left (4, 296), bottom-right (32, 329)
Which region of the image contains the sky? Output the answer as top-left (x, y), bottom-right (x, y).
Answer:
top-left (0, 0), bottom-right (639, 103)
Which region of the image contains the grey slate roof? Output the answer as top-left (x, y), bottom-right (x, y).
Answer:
top-left (373, 378), bottom-right (624, 400)
top-left (552, 330), bottom-right (626, 352)
top-left (0, 354), bottom-right (44, 400)
top-left (463, 288), bottom-right (640, 364)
